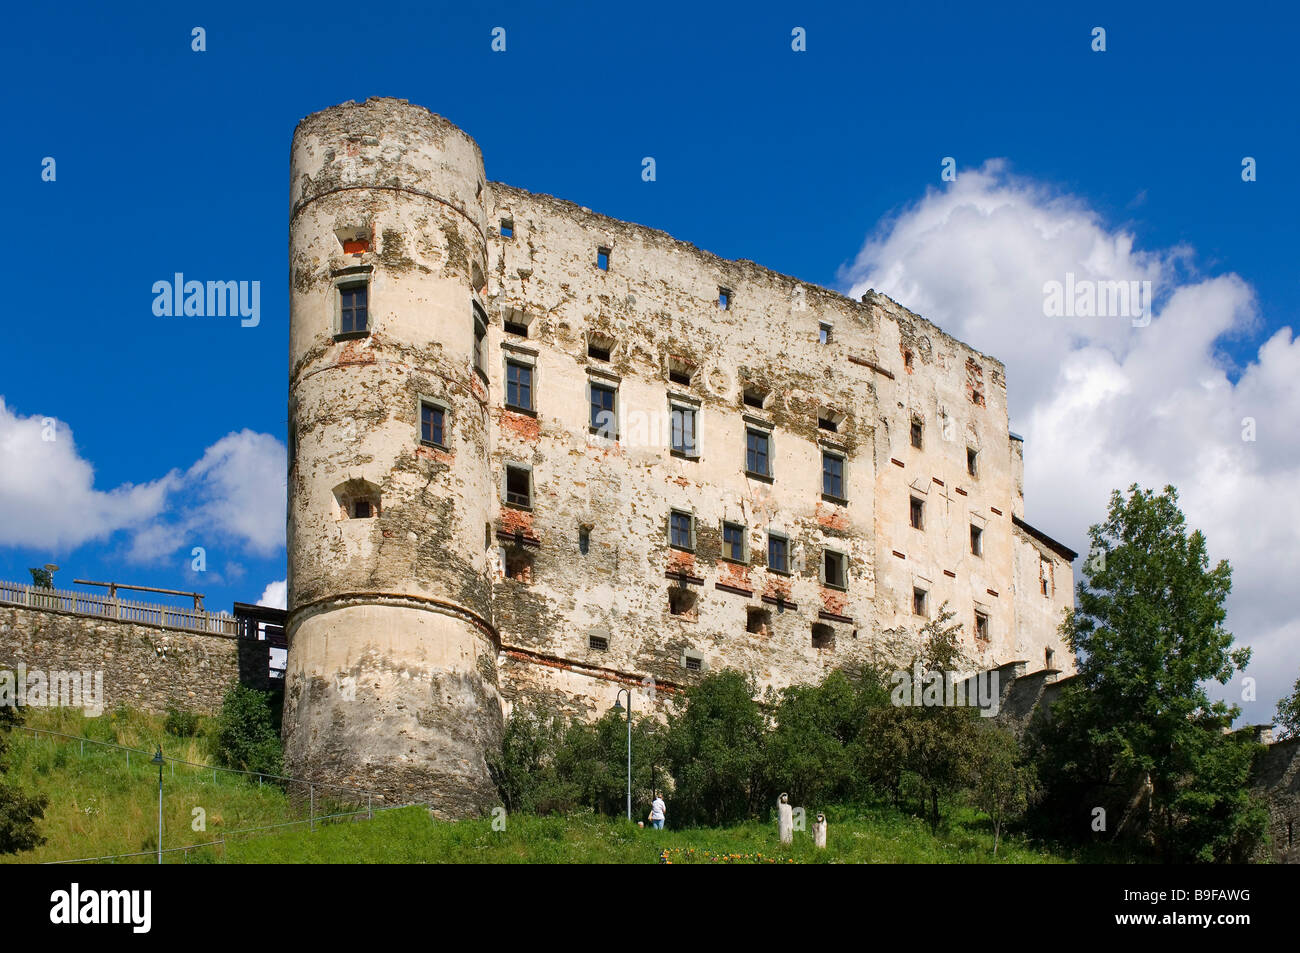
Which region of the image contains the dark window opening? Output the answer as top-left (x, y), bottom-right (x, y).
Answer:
top-left (505, 466), bottom-right (531, 508)
top-left (578, 525), bottom-right (591, 555)
top-left (746, 428), bottom-right (771, 477)
top-left (823, 551), bottom-right (847, 589)
top-left (970, 524), bottom-right (983, 557)
top-left (910, 417), bottom-right (923, 449)
top-left (975, 611), bottom-right (989, 641)
top-left (967, 447), bottom-right (979, 478)
top-left (811, 623), bottom-right (835, 650)
top-left (904, 349), bottom-right (914, 370)
top-left (1045, 647), bottom-right (1055, 669)
top-left (818, 416), bottom-right (838, 433)
top-left (670, 368), bottom-right (691, 385)
top-left (670, 510), bottom-right (693, 550)
top-left (504, 317), bottom-right (529, 337)
top-left (913, 587), bottom-right (928, 616)
top-left (420, 402), bottom-right (446, 447)
top-left (472, 307), bottom-right (487, 375)
top-left (743, 387), bottom-right (767, 410)
top-left (669, 587), bottom-right (698, 618)
top-left (352, 500), bottom-right (373, 519)
top-left (500, 219), bottom-right (514, 239)
top-left (588, 342), bottom-right (611, 361)
top-left (768, 534), bottom-right (790, 574)
top-left (340, 284), bottom-right (368, 334)
top-left (722, 522), bottom-right (746, 562)
top-left (596, 247), bottom-right (610, 271)
top-left (718, 288), bottom-right (731, 310)
top-left (910, 497), bottom-right (925, 530)
top-left (588, 633), bottom-right (608, 651)
top-left (684, 654), bottom-right (703, 671)
top-left (505, 548), bottom-right (533, 583)
top-left (506, 361), bottom-right (533, 411)
top-left (746, 607), bottom-right (771, 635)
top-left (822, 452), bottom-right (844, 498)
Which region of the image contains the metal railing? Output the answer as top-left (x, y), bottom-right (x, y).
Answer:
top-left (0, 579), bottom-right (239, 637)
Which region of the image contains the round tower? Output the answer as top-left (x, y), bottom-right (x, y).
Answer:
top-left (284, 98), bottom-right (500, 817)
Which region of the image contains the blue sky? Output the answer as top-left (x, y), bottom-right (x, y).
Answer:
top-left (2, 1), bottom-right (1297, 717)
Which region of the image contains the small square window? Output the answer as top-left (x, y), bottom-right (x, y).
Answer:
top-left (746, 428), bottom-right (772, 477)
top-left (339, 283), bottom-right (368, 335)
top-left (811, 623), bottom-right (836, 650)
top-left (819, 322), bottom-right (832, 345)
top-left (590, 382), bottom-right (617, 438)
top-left (904, 350), bottom-right (915, 370)
top-left (684, 654), bottom-right (703, 671)
top-left (588, 633), bottom-right (608, 651)
top-left (746, 607), bottom-right (771, 635)
top-left (505, 466), bottom-right (531, 508)
top-left (578, 525), bottom-right (591, 555)
top-left (822, 452), bottom-right (845, 499)
top-left (670, 510), bottom-right (694, 550)
top-left (743, 386), bottom-right (768, 410)
top-left (967, 447), bottom-right (979, 478)
top-left (823, 550), bottom-right (847, 589)
top-left (913, 587), bottom-right (928, 616)
top-left (506, 361), bottom-right (534, 412)
top-left (671, 405), bottom-right (697, 457)
top-left (722, 522), bottom-right (746, 562)
top-left (910, 496), bottom-right (925, 530)
top-left (910, 417), bottom-right (923, 449)
top-left (718, 288), bottom-right (731, 310)
top-left (504, 317), bottom-right (529, 337)
top-left (768, 534), bottom-right (790, 574)
top-left (500, 218), bottom-right (514, 239)
top-left (975, 611), bottom-right (989, 641)
top-left (588, 342), bottom-right (611, 361)
top-left (597, 247), bottom-right (610, 271)
top-left (505, 548), bottom-right (533, 583)
top-left (818, 416), bottom-right (838, 433)
top-left (670, 588), bottom-right (699, 619)
top-left (353, 500), bottom-right (373, 519)
top-left (420, 401), bottom-right (447, 447)
top-left (970, 524), bottom-right (983, 557)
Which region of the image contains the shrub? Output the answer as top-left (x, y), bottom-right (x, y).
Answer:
top-left (165, 707), bottom-right (201, 738)
top-left (215, 685), bottom-right (282, 779)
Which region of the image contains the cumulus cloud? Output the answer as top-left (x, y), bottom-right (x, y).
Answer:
top-left (842, 160), bottom-right (1300, 722)
top-left (0, 399), bottom-right (285, 563)
top-left (257, 579), bottom-right (287, 611)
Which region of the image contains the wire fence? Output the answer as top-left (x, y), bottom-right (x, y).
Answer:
top-left (17, 726), bottom-right (430, 864)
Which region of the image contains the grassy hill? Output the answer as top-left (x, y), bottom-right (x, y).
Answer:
top-left (3, 707), bottom-right (1098, 864)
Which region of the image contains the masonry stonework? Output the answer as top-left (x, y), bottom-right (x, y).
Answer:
top-left (284, 98), bottom-right (1078, 817)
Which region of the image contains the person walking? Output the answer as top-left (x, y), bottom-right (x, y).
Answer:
top-left (648, 792), bottom-right (666, 830)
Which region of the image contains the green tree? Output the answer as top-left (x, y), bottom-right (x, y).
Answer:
top-left (1035, 484), bottom-right (1266, 861)
top-left (1276, 675), bottom-right (1300, 739)
top-left (665, 670), bottom-right (766, 826)
top-left (215, 685), bottom-right (283, 779)
top-left (0, 706), bottom-right (47, 854)
top-left (487, 703), bottom-right (570, 814)
top-left (966, 721), bottom-right (1039, 857)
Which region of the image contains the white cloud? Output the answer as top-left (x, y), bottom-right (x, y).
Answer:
top-left (842, 160), bottom-right (1300, 722)
top-left (0, 399), bottom-right (285, 564)
top-left (257, 579), bottom-right (287, 611)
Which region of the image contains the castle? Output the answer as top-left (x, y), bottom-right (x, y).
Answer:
top-left (283, 98), bottom-right (1078, 817)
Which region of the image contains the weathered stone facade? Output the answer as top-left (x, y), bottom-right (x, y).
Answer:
top-left (284, 98), bottom-right (1077, 817)
top-left (0, 605), bottom-right (238, 716)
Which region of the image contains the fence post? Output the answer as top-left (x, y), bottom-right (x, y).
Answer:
top-left (310, 784), bottom-right (315, 832)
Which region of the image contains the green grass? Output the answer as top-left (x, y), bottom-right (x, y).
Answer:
top-left (5, 707), bottom-right (1121, 864)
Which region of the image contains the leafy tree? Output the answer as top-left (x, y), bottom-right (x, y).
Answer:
top-left (0, 706), bottom-right (47, 854)
top-left (1034, 484), bottom-right (1265, 861)
top-left (966, 721), bottom-right (1038, 857)
top-left (215, 685), bottom-right (283, 778)
top-left (1276, 675), bottom-right (1300, 740)
top-left (665, 670), bottom-right (767, 826)
top-left (487, 703), bottom-right (570, 814)
top-left (764, 670), bottom-right (863, 806)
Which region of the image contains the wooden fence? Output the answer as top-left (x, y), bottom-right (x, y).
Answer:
top-left (0, 579), bottom-right (239, 637)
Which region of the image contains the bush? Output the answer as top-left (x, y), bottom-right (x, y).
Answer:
top-left (0, 706), bottom-right (46, 854)
top-left (164, 707), bottom-right (201, 738)
top-left (215, 685), bottom-right (282, 779)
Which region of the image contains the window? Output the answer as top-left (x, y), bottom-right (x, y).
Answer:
top-left (684, 653), bottom-right (703, 671)
top-left (1045, 647), bottom-right (1055, 669)
top-left (823, 550), bottom-right (847, 589)
top-left (970, 524), bottom-right (983, 557)
top-left (746, 428), bottom-right (771, 477)
top-left (811, 623), bottom-right (836, 649)
top-left (669, 587), bottom-right (698, 619)
top-left (505, 465), bottom-right (531, 508)
top-left (743, 386), bottom-right (768, 410)
top-left (504, 315), bottom-right (529, 337)
top-left (722, 522), bottom-right (746, 562)
top-left (472, 305), bottom-right (487, 376)
top-left (596, 247), bottom-right (610, 271)
top-left (353, 500), bottom-right (373, 519)
top-left (822, 451), bottom-right (845, 499)
top-left (1040, 558), bottom-right (1053, 597)
top-left (420, 401), bottom-right (447, 447)
top-left (671, 404), bottom-right (697, 456)
top-left (588, 341), bottom-right (611, 361)
top-left (590, 382), bottom-right (617, 438)
top-left (819, 322), bottom-right (832, 345)
top-left (910, 496), bottom-right (925, 530)
top-left (910, 417), bottom-right (923, 449)
top-left (746, 607), bottom-right (771, 635)
top-left (670, 510), bottom-right (694, 550)
top-left (500, 218), bottom-right (514, 239)
top-left (339, 283), bottom-right (368, 335)
top-left (975, 610), bottom-right (989, 641)
top-left (904, 349), bottom-right (914, 371)
top-left (913, 587), bottom-right (928, 616)
top-left (967, 447), bottom-right (979, 478)
top-left (767, 533), bottom-right (790, 574)
top-left (506, 360), bottom-right (533, 411)
top-left (588, 633), bottom-right (608, 651)
top-left (818, 415), bottom-right (839, 433)
top-left (718, 287), bottom-right (731, 310)
top-left (504, 548), bottom-right (533, 583)
top-left (578, 525), bottom-right (591, 555)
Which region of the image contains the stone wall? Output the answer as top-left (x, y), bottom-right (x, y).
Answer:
top-left (0, 605), bottom-right (239, 716)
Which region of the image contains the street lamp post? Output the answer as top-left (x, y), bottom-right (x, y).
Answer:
top-left (611, 688), bottom-right (632, 821)
top-left (151, 746), bottom-right (164, 865)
